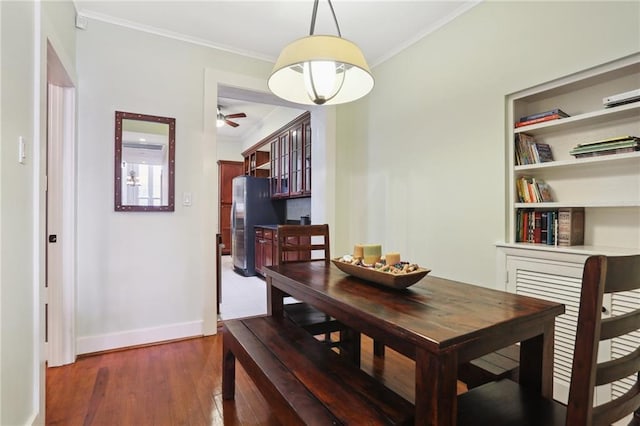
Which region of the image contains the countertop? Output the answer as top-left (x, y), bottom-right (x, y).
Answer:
top-left (255, 224), bottom-right (279, 230)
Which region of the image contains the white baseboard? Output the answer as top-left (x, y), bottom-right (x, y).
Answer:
top-left (76, 321), bottom-right (203, 355)
top-left (27, 411), bottom-right (40, 426)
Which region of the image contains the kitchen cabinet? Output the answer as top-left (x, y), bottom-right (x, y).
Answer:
top-left (254, 226), bottom-right (310, 277)
top-left (242, 111), bottom-right (312, 199)
top-left (254, 227), bottom-right (275, 276)
top-left (243, 150), bottom-right (270, 177)
top-left (218, 160), bottom-right (244, 255)
top-left (271, 112), bottom-right (312, 199)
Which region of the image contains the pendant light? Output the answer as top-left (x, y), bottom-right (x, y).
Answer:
top-left (268, 0), bottom-right (374, 106)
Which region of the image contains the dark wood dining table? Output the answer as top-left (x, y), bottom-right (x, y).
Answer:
top-left (265, 261), bottom-right (565, 426)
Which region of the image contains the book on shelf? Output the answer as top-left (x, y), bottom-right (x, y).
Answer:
top-left (570, 138), bottom-right (639, 156)
top-left (518, 108), bottom-right (570, 123)
top-left (534, 143), bottom-right (554, 162)
top-left (603, 88), bottom-right (640, 108)
top-left (574, 146), bottom-right (639, 158)
top-left (575, 135), bottom-right (639, 148)
top-left (516, 209), bottom-right (557, 245)
top-left (515, 113), bottom-right (567, 128)
top-left (515, 134), bottom-right (554, 165)
top-left (516, 176), bottom-right (554, 203)
top-left (557, 207), bottom-right (584, 246)
top-left (536, 180), bottom-right (554, 202)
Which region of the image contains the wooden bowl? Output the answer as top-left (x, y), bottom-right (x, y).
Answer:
top-left (331, 259), bottom-right (430, 290)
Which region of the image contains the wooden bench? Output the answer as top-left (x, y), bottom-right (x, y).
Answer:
top-left (222, 315), bottom-right (414, 425)
top-left (458, 345), bottom-right (520, 389)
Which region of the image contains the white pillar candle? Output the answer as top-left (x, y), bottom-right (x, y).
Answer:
top-left (386, 252), bottom-right (401, 266)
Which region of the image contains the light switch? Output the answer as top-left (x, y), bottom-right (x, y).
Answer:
top-left (183, 192), bottom-right (192, 206)
top-left (18, 137), bottom-right (26, 164)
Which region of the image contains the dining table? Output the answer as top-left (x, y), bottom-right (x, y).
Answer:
top-left (265, 261), bottom-right (565, 426)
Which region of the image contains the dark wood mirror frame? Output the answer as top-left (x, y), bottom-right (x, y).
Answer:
top-left (114, 111), bottom-right (175, 212)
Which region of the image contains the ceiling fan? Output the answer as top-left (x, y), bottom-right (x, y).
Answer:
top-left (217, 106), bottom-right (247, 128)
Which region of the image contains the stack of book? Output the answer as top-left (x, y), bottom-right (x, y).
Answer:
top-left (515, 133), bottom-right (554, 165)
top-left (569, 135), bottom-right (639, 158)
top-left (515, 108), bottom-right (570, 128)
top-left (516, 176), bottom-right (554, 203)
top-left (516, 207), bottom-right (584, 246)
top-left (516, 209), bottom-right (558, 245)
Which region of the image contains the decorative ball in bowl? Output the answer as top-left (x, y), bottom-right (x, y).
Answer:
top-left (332, 255), bottom-right (430, 290)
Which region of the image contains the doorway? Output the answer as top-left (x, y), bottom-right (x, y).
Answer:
top-left (215, 85), bottom-right (305, 320)
top-left (45, 41), bottom-right (76, 367)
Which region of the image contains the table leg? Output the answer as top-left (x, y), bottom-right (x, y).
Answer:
top-left (519, 321), bottom-right (555, 398)
top-left (267, 277), bottom-right (285, 317)
top-left (415, 347), bottom-right (458, 426)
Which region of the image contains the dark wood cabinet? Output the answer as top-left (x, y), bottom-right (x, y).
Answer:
top-left (244, 151), bottom-right (270, 177)
top-left (243, 112), bottom-right (311, 200)
top-left (218, 160), bottom-right (243, 255)
top-left (303, 116), bottom-right (311, 195)
top-left (255, 227), bottom-right (275, 276)
top-left (270, 112), bottom-right (311, 199)
top-left (254, 226), bottom-right (309, 277)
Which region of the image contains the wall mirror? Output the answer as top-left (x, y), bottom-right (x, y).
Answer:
top-left (114, 111), bottom-right (175, 212)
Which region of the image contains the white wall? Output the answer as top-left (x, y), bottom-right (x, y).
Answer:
top-left (75, 19), bottom-right (274, 352)
top-left (1, 0), bottom-right (77, 423)
top-left (334, 1), bottom-right (640, 288)
top-left (1, 3), bottom-right (37, 423)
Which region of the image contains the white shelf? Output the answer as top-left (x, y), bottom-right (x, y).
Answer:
top-left (515, 151), bottom-right (640, 172)
top-left (256, 162), bottom-right (270, 170)
top-left (515, 200), bottom-right (640, 209)
top-left (513, 102), bottom-right (640, 135)
top-left (497, 242), bottom-right (640, 257)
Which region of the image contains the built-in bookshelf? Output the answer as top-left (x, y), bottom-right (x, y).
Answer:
top-left (497, 54), bottom-right (640, 407)
top-left (504, 53), bottom-right (640, 255)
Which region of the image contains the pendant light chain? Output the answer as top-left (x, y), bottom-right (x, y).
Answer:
top-left (309, 0), bottom-right (342, 37)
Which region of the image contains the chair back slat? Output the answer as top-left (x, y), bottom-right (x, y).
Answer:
top-left (595, 347), bottom-right (640, 386)
top-left (593, 381), bottom-right (640, 425)
top-left (276, 224), bottom-right (330, 265)
top-left (567, 254), bottom-right (640, 426)
top-left (601, 310), bottom-right (640, 340)
top-left (605, 256), bottom-right (640, 293)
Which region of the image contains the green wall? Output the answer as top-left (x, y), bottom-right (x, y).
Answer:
top-left (334, 1), bottom-right (640, 288)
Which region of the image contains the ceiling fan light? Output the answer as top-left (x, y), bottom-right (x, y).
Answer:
top-left (216, 112), bottom-right (225, 128)
top-left (268, 35), bottom-right (374, 106)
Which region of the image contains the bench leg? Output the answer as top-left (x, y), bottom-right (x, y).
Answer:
top-left (339, 329), bottom-right (361, 366)
top-left (222, 330), bottom-right (236, 400)
top-left (373, 340), bottom-right (385, 358)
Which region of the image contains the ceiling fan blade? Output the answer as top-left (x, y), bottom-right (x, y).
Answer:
top-left (225, 112), bottom-right (246, 119)
top-left (225, 119), bottom-right (239, 128)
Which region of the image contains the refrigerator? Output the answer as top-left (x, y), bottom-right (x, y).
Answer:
top-left (231, 176), bottom-right (284, 276)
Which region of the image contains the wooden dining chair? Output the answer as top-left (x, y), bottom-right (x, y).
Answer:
top-left (276, 225), bottom-right (359, 362)
top-left (457, 254), bottom-right (640, 426)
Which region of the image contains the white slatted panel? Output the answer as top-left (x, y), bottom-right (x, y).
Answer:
top-left (515, 269), bottom-right (582, 386)
top-left (611, 289), bottom-right (640, 398)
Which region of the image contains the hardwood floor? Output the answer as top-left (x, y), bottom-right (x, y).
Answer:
top-left (46, 326), bottom-right (465, 425)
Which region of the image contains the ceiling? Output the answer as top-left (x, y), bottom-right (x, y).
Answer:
top-left (74, 0), bottom-right (479, 140)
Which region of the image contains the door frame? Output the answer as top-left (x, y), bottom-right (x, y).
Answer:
top-left (46, 41), bottom-right (77, 367)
